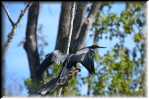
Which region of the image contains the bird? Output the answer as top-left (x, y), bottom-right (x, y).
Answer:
top-left (38, 44), bottom-right (106, 95)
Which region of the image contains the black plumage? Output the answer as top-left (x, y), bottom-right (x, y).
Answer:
top-left (36, 50), bottom-right (67, 79)
top-left (38, 44), bottom-right (105, 95)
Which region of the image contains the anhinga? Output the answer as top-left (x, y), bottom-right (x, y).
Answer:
top-left (37, 44), bottom-right (105, 95)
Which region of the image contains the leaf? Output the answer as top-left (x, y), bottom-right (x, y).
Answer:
top-left (111, 63), bottom-right (120, 71)
top-left (124, 24), bottom-right (132, 34)
top-left (103, 54), bottom-right (113, 65)
top-left (122, 11), bottom-right (132, 20)
top-left (134, 33), bottom-right (143, 42)
top-left (134, 3), bottom-right (144, 11)
top-left (102, 16), bottom-right (110, 26)
top-left (94, 52), bottom-right (101, 62)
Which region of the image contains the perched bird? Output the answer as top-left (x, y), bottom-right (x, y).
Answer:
top-left (57, 44), bottom-right (106, 85)
top-left (38, 44), bottom-right (106, 95)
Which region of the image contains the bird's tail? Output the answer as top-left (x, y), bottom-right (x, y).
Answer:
top-left (37, 78), bottom-right (60, 96)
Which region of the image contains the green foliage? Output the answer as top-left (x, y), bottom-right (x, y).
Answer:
top-left (89, 2), bottom-right (145, 96)
top-left (94, 50), bottom-right (101, 62)
top-left (124, 24), bottom-right (132, 34)
top-left (53, 64), bottom-right (63, 77)
top-left (93, 47), bottom-right (145, 96)
top-left (63, 75), bottom-right (78, 96)
top-left (134, 33), bottom-right (143, 42)
top-left (24, 74), bottom-right (54, 95)
top-left (24, 78), bottom-right (42, 94)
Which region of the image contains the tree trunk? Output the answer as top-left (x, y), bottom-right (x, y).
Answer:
top-left (54, 2), bottom-right (76, 96)
top-left (70, 3), bottom-right (101, 53)
top-left (55, 2), bottom-right (74, 54)
top-left (69, 2), bottom-right (87, 53)
top-left (24, 2), bottom-right (40, 81)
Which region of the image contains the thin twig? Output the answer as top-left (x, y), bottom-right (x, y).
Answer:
top-left (3, 3), bottom-right (32, 56)
top-left (16, 3), bottom-right (31, 24)
top-left (2, 2), bottom-right (14, 26)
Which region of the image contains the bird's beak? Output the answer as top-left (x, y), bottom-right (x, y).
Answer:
top-left (95, 45), bottom-right (106, 48)
top-left (98, 46), bottom-right (106, 48)
top-left (92, 44), bottom-right (106, 49)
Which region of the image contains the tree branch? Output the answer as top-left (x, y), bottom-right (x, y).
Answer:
top-left (3, 2), bottom-right (31, 55)
top-left (55, 2), bottom-right (74, 54)
top-left (2, 2), bottom-right (14, 26)
top-left (69, 2), bottom-right (87, 53)
top-left (70, 2), bottom-right (101, 53)
top-left (16, 3), bottom-right (31, 25)
top-left (24, 2), bottom-right (40, 81)
top-left (76, 3), bottom-right (101, 49)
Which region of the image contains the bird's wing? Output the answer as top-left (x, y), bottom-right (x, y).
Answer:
top-left (75, 49), bottom-right (95, 74)
top-left (36, 53), bottom-right (54, 78)
top-left (36, 50), bottom-right (63, 78)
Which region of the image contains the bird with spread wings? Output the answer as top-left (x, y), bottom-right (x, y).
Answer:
top-left (37, 44), bottom-right (105, 95)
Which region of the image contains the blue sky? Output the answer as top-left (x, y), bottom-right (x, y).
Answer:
top-left (2, 2), bottom-right (136, 96)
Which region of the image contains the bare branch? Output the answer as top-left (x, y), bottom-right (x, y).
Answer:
top-left (3, 3), bottom-right (31, 56)
top-left (15, 3), bottom-right (31, 24)
top-left (2, 2), bottom-right (14, 26)
top-left (3, 25), bottom-right (16, 55)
